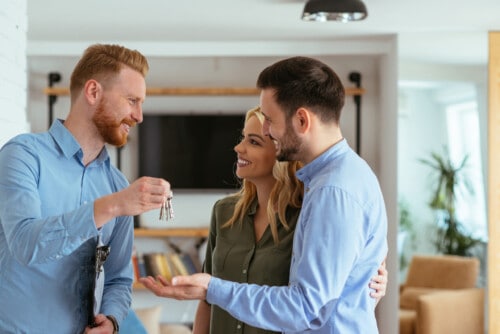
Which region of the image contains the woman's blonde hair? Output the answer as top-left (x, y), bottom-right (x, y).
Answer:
top-left (223, 106), bottom-right (303, 243)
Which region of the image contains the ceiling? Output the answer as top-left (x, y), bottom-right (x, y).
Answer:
top-left (27, 0), bottom-right (500, 65)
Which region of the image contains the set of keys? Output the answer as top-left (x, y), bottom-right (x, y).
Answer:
top-left (159, 192), bottom-right (174, 221)
top-left (95, 245), bottom-right (110, 280)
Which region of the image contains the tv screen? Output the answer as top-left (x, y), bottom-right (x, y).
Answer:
top-left (138, 114), bottom-right (245, 189)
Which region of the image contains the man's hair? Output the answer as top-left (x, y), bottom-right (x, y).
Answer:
top-left (256, 56), bottom-right (345, 123)
top-left (69, 44), bottom-right (149, 101)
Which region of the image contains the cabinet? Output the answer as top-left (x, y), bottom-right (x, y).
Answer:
top-left (132, 227), bottom-right (209, 289)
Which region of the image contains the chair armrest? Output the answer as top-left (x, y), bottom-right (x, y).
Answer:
top-left (416, 288), bottom-right (484, 334)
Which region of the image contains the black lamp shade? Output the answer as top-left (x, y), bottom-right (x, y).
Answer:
top-left (302, 0), bottom-right (368, 22)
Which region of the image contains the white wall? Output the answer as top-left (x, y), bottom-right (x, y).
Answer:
top-left (0, 0), bottom-right (29, 148)
top-left (27, 38), bottom-right (399, 331)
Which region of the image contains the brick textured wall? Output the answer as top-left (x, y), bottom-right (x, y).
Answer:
top-left (0, 0), bottom-right (28, 148)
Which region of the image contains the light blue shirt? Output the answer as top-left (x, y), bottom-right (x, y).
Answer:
top-left (0, 120), bottom-right (134, 334)
top-left (207, 139), bottom-right (388, 333)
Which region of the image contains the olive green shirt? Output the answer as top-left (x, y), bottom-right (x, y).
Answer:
top-left (203, 195), bottom-right (300, 334)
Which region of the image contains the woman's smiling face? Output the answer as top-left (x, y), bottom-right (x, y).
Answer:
top-left (234, 114), bottom-right (277, 183)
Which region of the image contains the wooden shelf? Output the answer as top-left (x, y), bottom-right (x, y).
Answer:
top-left (134, 227), bottom-right (209, 238)
top-left (132, 227), bottom-right (208, 290)
top-left (44, 86), bottom-right (365, 97)
top-left (133, 282), bottom-right (146, 290)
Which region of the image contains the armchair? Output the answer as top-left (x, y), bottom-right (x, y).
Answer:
top-left (399, 255), bottom-right (484, 334)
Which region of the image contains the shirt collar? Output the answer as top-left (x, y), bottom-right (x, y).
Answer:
top-left (296, 138), bottom-right (349, 185)
top-left (49, 119), bottom-right (110, 166)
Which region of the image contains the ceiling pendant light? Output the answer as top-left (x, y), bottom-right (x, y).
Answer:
top-left (302, 0), bottom-right (368, 22)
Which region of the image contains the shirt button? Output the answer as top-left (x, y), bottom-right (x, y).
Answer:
top-left (242, 269), bottom-right (247, 274)
top-left (237, 324), bottom-right (242, 329)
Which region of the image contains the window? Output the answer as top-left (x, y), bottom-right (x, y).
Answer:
top-left (446, 100), bottom-right (487, 241)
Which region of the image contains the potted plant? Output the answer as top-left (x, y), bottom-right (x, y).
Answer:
top-left (419, 149), bottom-right (481, 256)
top-left (398, 199), bottom-right (415, 271)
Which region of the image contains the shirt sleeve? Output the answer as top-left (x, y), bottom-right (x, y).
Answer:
top-left (202, 201), bottom-right (218, 275)
top-left (99, 215), bottom-right (134, 323)
top-left (0, 140), bottom-right (99, 265)
top-left (206, 186), bottom-right (375, 332)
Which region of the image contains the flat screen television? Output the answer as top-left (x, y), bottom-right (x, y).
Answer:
top-left (138, 114), bottom-right (245, 189)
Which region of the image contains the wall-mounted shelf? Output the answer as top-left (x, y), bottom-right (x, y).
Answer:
top-left (133, 227), bottom-right (209, 290)
top-left (134, 227), bottom-right (209, 238)
top-left (44, 86), bottom-right (365, 96)
top-left (133, 282), bottom-right (146, 290)
top-left (44, 72), bottom-right (366, 154)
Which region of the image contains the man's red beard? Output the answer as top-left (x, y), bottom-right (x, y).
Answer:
top-left (93, 99), bottom-right (134, 147)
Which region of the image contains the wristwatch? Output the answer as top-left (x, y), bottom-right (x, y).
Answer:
top-left (106, 315), bottom-right (119, 334)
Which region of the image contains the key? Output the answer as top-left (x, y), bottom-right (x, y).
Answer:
top-left (166, 195), bottom-right (174, 220)
top-left (95, 245), bottom-right (110, 280)
top-left (159, 192), bottom-right (174, 222)
top-left (159, 201), bottom-right (167, 220)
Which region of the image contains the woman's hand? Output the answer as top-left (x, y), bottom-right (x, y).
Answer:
top-left (370, 259), bottom-right (388, 304)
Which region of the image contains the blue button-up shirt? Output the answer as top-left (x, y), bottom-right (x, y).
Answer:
top-left (0, 120), bottom-right (134, 333)
top-left (207, 139), bottom-right (388, 333)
